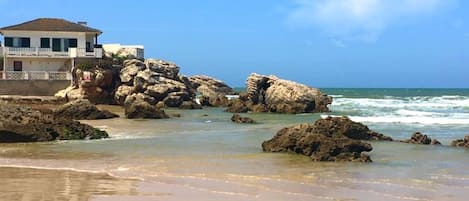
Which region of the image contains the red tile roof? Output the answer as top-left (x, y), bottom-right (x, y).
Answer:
top-left (0, 18), bottom-right (102, 34)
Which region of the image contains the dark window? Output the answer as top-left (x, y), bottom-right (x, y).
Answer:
top-left (52, 38), bottom-right (61, 52)
top-left (86, 42), bottom-right (92, 52)
top-left (20, 38), bottom-right (30, 47)
top-left (5, 37), bottom-right (13, 47)
top-left (13, 61), bottom-right (22, 71)
top-left (68, 39), bottom-right (77, 48)
top-left (40, 38), bottom-right (50, 48)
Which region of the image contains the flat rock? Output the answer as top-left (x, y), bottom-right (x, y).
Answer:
top-left (451, 135), bottom-right (469, 148)
top-left (54, 99), bottom-right (118, 120)
top-left (231, 114), bottom-right (256, 124)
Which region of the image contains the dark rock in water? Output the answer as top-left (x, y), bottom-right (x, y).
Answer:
top-left (262, 116), bottom-right (393, 162)
top-left (54, 99), bottom-right (118, 120)
top-left (225, 96), bottom-right (249, 113)
top-left (124, 95), bottom-right (169, 119)
top-left (0, 105), bottom-right (108, 143)
top-left (179, 101), bottom-right (202, 109)
top-left (451, 135), bottom-right (469, 148)
top-left (226, 73), bottom-right (332, 114)
top-left (402, 132), bottom-right (441, 145)
top-left (262, 120), bottom-right (373, 163)
top-left (231, 114), bottom-right (256, 124)
top-left (314, 116), bottom-right (393, 141)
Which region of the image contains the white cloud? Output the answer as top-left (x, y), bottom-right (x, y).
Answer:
top-left (331, 38), bottom-right (346, 47)
top-left (287, 0), bottom-right (455, 42)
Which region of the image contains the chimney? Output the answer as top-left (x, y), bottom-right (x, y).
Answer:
top-left (77, 21), bottom-right (87, 26)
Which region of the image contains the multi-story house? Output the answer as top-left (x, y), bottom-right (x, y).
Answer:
top-left (0, 18), bottom-right (103, 80)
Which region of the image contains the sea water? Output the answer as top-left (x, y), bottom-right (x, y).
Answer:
top-left (0, 88), bottom-right (468, 201)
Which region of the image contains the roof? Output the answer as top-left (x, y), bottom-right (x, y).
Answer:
top-left (0, 18), bottom-right (102, 34)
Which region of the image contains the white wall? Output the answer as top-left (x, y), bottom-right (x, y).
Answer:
top-left (103, 44), bottom-right (145, 59)
top-left (4, 57), bottom-right (71, 71)
top-left (2, 30), bottom-right (88, 49)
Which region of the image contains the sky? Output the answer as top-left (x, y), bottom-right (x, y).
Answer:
top-left (0, 0), bottom-right (468, 88)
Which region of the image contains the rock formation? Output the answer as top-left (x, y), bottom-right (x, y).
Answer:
top-left (227, 73), bottom-right (332, 114)
top-left (451, 135), bottom-right (469, 148)
top-left (262, 116), bottom-right (393, 162)
top-left (231, 114), bottom-right (256, 124)
top-left (401, 132), bottom-right (441, 145)
top-left (0, 104), bottom-right (108, 143)
top-left (189, 75), bottom-right (234, 107)
top-left (114, 59), bottom-right (200, 109)
top-left (55, 59), bottom-right (120, 104)
top-left (123, 94), bottom-right (169, 119)
top-left (54, 99), bottom-right (118, 120)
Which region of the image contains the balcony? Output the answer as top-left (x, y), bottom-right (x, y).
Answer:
top-left (0, 71), bottom-right (72, 80)
top-left (2, 47), bottom-right (103, 58)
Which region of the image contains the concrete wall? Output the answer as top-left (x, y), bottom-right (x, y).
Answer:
top-left (0, 80), bottom-right (70, 96)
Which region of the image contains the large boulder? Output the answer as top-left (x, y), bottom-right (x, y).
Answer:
top-left (144, 59), bottom-right (180, 80)
top-left (451, 135), bottom-right (469, 148)
top-left (124, 95), bottom-right (169, 119)
top-left (0, 104), bottom-right (108, 143)
top-left (262, 116), bottom-right (393, 162)
top-left (401, 132), bottom-right (441, 145)
top-left (188, 75), bottom-right (234, 106)
top-left (114, 58), bottom-right (196, 108)
top-left (54, 99), bottom-right (118, 120)
top-left (55, 61), bottom-right (121, 104)
top-left (227, 73), bottom-right (332, 114)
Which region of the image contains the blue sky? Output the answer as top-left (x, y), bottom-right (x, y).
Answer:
top-left (1, 0), bottom-right (468, 88)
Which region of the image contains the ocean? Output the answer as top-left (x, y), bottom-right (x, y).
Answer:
top-left (0, 88), bottom-right (468, 201)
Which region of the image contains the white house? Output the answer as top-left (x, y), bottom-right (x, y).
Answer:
top-left (0, 18), bottom-right (103, 80)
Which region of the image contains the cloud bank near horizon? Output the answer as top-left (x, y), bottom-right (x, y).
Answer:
top-left (287, 0), bottom-right (456, 42)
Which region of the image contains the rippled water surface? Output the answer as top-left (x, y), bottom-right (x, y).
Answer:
top-left (1, 88), bottom-right (469, 201)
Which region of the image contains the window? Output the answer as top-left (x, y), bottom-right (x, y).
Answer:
top-left (40, 38), bottom-right (50, 48)
top-left (52, 38), bottom-right (78, 52)
top-left (4, 37), bottom-right (30, 47)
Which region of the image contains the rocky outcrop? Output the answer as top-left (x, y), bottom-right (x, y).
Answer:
top-left (189, 75), bottom-right (234, 107)
top-left (227, 73), bottom-right (332, 114)
top-left (123, 94), bottom-right (169, 119)
top-left (401, 132), bottom-right (441, 145)
top-left (114, 59), bottom-right (200, 109)
top-left (55, 60), bottom-right (120, 104)
top-left (0, 104), bottom-right (108, 143)
top-left (262, 116), bottom-right (393, 162)
top-left (53, 99), bottom-right (118, 120)
top-left (451, 135), bottom-right (469, 148)
top-left (231, 114), bottom-right (256, 124)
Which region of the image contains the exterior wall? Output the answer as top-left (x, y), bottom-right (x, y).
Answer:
top-left (0, 80), bottom-right (70, 96)
top-left (85, 34), bottom-right (95, 47)
top-left (103, 44), bottom-right (144, 59)
top-left (4, 57), bottom-right (71, 71)
top-left (2, 30), bottom-right (87, 49)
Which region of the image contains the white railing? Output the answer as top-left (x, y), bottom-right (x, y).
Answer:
top-left (0, 71), bottom-right (71, 80)
top-left (4, 47), bottom-right (103, 58)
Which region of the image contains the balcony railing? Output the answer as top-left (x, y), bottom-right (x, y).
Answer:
top-left (3, 47), bottom-right (103, 58)
top-left (0, 71), bottom-right (72, 80)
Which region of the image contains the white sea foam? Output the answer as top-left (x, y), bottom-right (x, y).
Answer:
top-left (328, 95), bottom-right (469, 125)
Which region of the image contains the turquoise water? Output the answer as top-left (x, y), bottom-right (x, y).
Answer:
top-left (0, 88), bottom-right (468, 200)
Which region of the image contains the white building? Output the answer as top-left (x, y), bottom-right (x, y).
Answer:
top-left (103, 43), bottom-right (144, 60)
top-left (0, 18), bottom-right (103, 80)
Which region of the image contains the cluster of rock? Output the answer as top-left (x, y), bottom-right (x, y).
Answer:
top-left (401, 132), bottom-right (441, 145)
top-left (227, 73), bottom-right (332, 114)
top-left (56, 63), bottom-right (120, 104)
top-left (231, 114), bottom-right (256, 124)
top-left (123, 93), bottom-right (169, 119)
top-left (262, 116), bottom-right (393, 162)
top-left (451, 135), bottom-right (469, 148)
top-left (189, 75), bottom-right (235, 107)
top-left (54, 99), bottom-right (118, 120)
top-left (114, 59), bottom-right (200, 109)
top-left (0, 104), bottom-right (108, 143)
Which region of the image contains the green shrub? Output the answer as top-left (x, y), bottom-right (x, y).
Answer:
top-left (76, 62), bottom-right (94, 71)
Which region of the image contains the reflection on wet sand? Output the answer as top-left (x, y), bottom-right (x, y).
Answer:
top-left (0, 167), bottom-right (138, 201)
